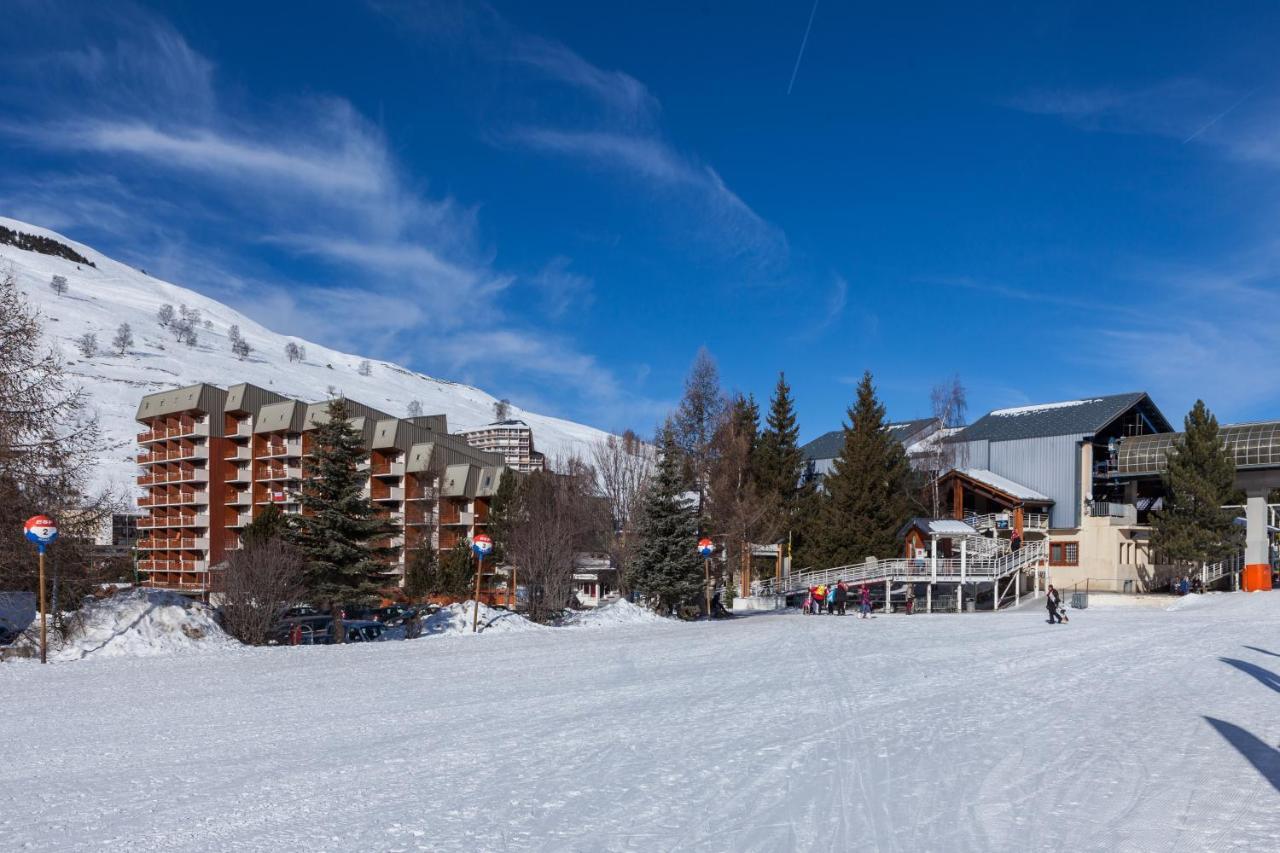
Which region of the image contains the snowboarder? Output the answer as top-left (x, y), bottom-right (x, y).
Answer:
top-left (859, 584), bottom-right (872, 618)
top-left (834, 580), bottom-right (848, 616)
top-left (1046, 584), bottom-right (1063, 624)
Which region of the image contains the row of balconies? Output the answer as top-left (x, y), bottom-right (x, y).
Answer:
top-left (136, 536), bottom-right (210, 551)
top-left (138, 513), bottom-right (209, 529)
top-left (257, 439), bottom-right (304, 459)
top-left (137, 467), bottom-right (208, 486)
top-left (258, 463), bottom-right (303, 481)
top-left (137, 489), bottom-right (208, 508)
top-left (138, 443), bottom-right (209, 466)
top-left (138, 559), bottom-right (209, 573)
top-left (136, 417), bottom-right (209, 444)
top-left (370, 459), bottom-right (407, 477)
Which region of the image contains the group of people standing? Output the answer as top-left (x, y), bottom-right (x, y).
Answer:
top-left (803, 581), bottom-right (873, 618)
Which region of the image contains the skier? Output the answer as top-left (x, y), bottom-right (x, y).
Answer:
top-left (826, 584), bottom-right (837, 615)
top-left (814, 584), bottom-right (827, 615)
top-left (834, 580), bottom-right (849, 616)
top-left (1046, 584), bottom-right (1062, 624)
top-left (859, 584), bottom-right (872, 618)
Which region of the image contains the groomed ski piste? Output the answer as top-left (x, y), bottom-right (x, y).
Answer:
top-left (5, 593), bottom-right (1280, 851)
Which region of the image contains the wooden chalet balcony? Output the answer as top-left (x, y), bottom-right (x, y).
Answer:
top-left (403, 483), bottom-right (438, 501)
top-left (258, 463), bottom-right (302, 481)
top-left (138, 513), bottom-right (209, 529)
top-left (440, 510), bottom-right (473, 527)
top-left (403, 507), bottom-right (434, 525)
top-left (257, 439), bottom-right (302, 459)
top-left (226, 511), bottom-right (254, 528)
top-left (223, 488), bottom-right (252, 506)
top-left (138, 559), bottom-right (209, 574)
top-left (137, 489), bottom-right (207, 508)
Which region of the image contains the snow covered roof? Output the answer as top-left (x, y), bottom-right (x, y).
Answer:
top-left (802, 418), bottom-right (938, 461)
top-left (954, 392), bottom-right (1171, 443)
top-left (899, 518), bottom-right (979, 538)
top-left (957, 468), bottom-right (1053, 503)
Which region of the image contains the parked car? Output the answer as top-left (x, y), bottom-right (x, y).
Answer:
top-left (271, 615), bottom-right (331, 645)
top-left (343, 621), bottom-right (385, 642)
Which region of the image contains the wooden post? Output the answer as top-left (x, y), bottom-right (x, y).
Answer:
top-left (953, 478), bottom-right (964, 520)
top-left (508, 566), bottom-right (517, 610)
top-left (741, 543), bottom-right (750, 599)
top-left (775, 544), bottom-right (782, 583)
top-left (471, 553), bottom-right (483, 633)
top-left (38, 548), bottom-right (47, 665)
top-left (704, 557), bottom-right (711, 617)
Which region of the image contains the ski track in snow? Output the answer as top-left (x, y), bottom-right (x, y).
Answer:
top-left (5, 594), bottom-right (1280, 851)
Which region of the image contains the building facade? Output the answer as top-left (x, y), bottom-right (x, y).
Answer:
top-left (135, 383), bottom-right (505, 598)
top-left (801, 417), bottom-right (941, 488)
top-left (460, 419), bottom-right (546, 473)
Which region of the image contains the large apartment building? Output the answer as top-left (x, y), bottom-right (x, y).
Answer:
top-left (135, 383), bottom-right (505, 598)
top-left (460, 419), bottom-right (546, 473)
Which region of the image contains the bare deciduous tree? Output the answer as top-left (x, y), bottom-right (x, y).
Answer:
top-left (406, 400), bottom-right (423, 418)
top-left (75, 332), bottom-right (97, 358)
top-left (357, 359), bottom-right (372, 376)
top-left (156, 303), bottom-right (175, 327)
top-left (0, 274), bottom-right (120, 615)
top-left (213, 539), bottom-right (307, 645)
top-left (493, 398), bottom-right (511, 421)
top-left (49, 274), bottom-right (68, 296)
top-left (112, 322), bottom-right (133, 355)
top-left (591, 430), bottom-right (653, 591)
top-left (504, 458), bottom-right (607, 622)
top-left (285, 342), bottom-right (304, 363)
top-left (924, 374), bottom-right (969, 517)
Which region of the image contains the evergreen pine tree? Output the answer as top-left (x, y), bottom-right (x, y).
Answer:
top-left (439, 541), bottom-right (477, 598)
top-left (754, 372), bottom-right (811, 537)
top-left (802, 371), bottom-right (913, 568)
top-left (629, 425), bottom-right (705, 615)
top-left (290, 399), bottom-right (398, 633)
top-left (1151, 400), bottom-right (1242, 566)
top-left (486, 468), bottom-right (520, 564)
top-left (241, 504), bottom-right (290, 548)
top-left (403, 543), bottom-right (436, 600)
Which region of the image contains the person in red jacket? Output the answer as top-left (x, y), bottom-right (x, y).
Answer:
top-left (859, 584), bottom-right (872, 618)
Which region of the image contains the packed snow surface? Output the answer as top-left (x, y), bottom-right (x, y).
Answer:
top-left (0, 216), bottom-right (613, 499)
top-left (989, 398), bottom-right (1102, 417)
top-left (5, 593), bottom-right (1280, 850)
top-left (46, 588), bottom-right (237, 661)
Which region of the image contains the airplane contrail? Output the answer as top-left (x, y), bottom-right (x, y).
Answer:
top-left (787, 0), bottom-right (821, 96)
top-left (1183, 85), bottom-right (1260, 143)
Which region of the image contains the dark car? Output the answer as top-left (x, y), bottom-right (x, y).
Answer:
top-left (272, 615), bottom-right (332, 645)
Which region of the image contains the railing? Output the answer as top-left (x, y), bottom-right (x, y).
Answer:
top-left (138, 559), bottom-right (209, 573)
top-left (967, 512), bottom-right (1050, 533)
top-left (138, 467), bottom-right (208, 486)
top-left (136, 536), bottom-right (207, 550)
top-left (137, 444), bottom-right (208, 465)
top-left (1202, 552), bottom-right (1246, 587)
top-left (138, 490), bottom-right (205, 507)
top-left (371, 460), bottom-right (406, 477)
top-left (753, 540), bottom-right (1048, 598)
top-left (136, 418), bottom-right (205, 443)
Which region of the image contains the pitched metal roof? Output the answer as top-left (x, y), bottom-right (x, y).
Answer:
top-left (954, 392), bottom-right (1168, 442)
top-left (802, 418), bottom-right (937, 461)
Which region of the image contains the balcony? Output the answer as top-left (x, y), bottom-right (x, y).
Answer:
top-left (224, 489), bottom-right (252, 506)
top-left (230, 465), bottom-right (252, 483)
top-left (226, 511), bottom-right (254, 528)
top-left (137, 443), bottom-right (209, 466)
top-left (404, 484), bottom-right (438, 501)
top-left (224, 445), bottom-right (252, 462)
top-left (441, 510), bottom-right (474, 527)
top-left (136, 418), bottom-right (210, 444)
top-left (371, 460), bottom-right (406, 477)
top-left (1088, 502), bottom-right (1138, 524)
top-left (371, 485), bottom-right (404, 502)
top-left (137, 467), bottom-right (209, 487)
top-left (260, 464), bottom-right (303, 481)
top-left (136, 536), bottom-right (208, 551)
top-left (138, 559), bottom-right (209, 574)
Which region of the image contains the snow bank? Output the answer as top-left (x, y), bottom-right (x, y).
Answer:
top-left (561, 597), bottom-right (669, 629)
top-left (990, 398), bottom-right (1102, 417)
top-left (423, 602), bottom-right (544, 636)
top-left (50, 589), bottom-right (238, 661)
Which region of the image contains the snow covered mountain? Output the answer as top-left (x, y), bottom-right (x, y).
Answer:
top-left (0, 216), bottom-right (613, 501)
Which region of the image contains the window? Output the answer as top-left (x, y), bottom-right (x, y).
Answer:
top-left (1050, 542), bottom-right (1079, 566)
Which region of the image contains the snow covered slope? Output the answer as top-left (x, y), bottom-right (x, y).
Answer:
top-left (0, 216), bottom-right (612, 500)
top-left (5, 593), bottom-right (1280, 850)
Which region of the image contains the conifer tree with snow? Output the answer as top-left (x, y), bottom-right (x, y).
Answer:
top-left (1151, 400), bottom-right (1243, 567)
top-left (486, 467), bottom-right (521, 565)
top-left (290, 398), bottom-right (398, 639)
top-left (628, 424), bottom-right (705, 615)
top-left (800, 371), bottom-right (913, 568)
top-left (402, 542), bottom-right (437, 600)
top-left (112, 322), bottom-right (133, 355)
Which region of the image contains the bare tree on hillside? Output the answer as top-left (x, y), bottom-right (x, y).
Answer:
top-left (75, 333), bottom-right (97, 358)
top-left (156, 303), bottom-right (175, 327)
top-left (49, 275), bottom-right (68, 296)
top-left (232, 338), bottom-right (251, 360)
top-left (494, 399), bottom-right (511, 421)
top-left (406, 400), bottom-right (423, 418)
top-left (591, 430), bottom-right (653, 590)
top-left (112, 323), bottom-right (133, 355)
top-left (213, 538), bottom-right (307, 645)
top-left (357, 359), bottom-right (372, 377)
top-left (285, 342), bottom-right (304, 363)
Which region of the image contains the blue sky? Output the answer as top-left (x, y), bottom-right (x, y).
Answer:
top-left (3, 1), bottom-right (1278, 440)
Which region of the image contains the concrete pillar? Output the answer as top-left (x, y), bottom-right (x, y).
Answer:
top-left (930, 535), bottom-right (937, 582)
top-left (1244, 490), bottom-right (1271, 591)
top-left (1015, 568), bottom-right (1021, 602)
top-left (959, 538), bottom-right (967, 613)
top-left (884, 578), bottom-right (891, 614)
top-left (926, 583), bottom-right (932, 614)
